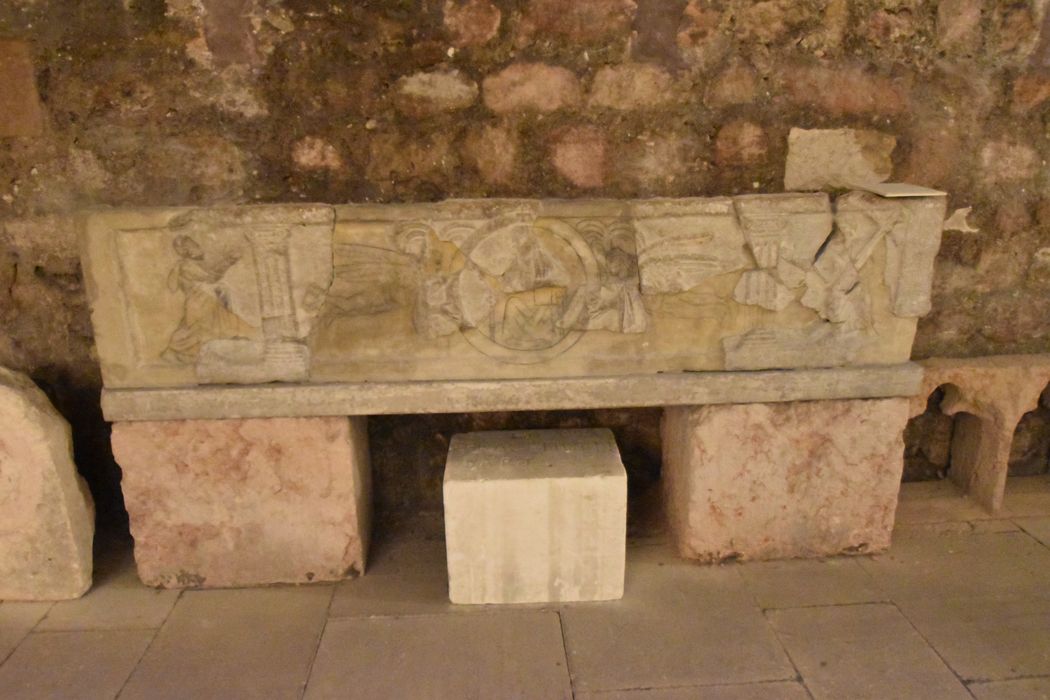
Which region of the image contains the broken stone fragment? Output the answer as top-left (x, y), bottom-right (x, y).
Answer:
top-left (0, 368), bottom-right (94, 600)
top-left (733, 269), bottom-right (794, 311)
top-left (394, 69), bottom-right (479, 117)
top-left (784, 128), bottom-right (896, 191)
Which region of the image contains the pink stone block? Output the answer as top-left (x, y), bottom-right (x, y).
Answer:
top-left (111, 417), bottom-right (371, 588)
top-left (662, 398), bottom-right (910, 562)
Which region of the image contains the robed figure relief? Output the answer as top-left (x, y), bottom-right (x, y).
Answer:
top-left (162, 235), bottom-right (254, 363)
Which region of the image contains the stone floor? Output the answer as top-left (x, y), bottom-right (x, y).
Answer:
top-left (2, 476), bottom-right (1050, 700)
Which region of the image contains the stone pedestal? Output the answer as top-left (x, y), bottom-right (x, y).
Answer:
top-left (663, 398), bottom-right (910, 562)
top-left (111, 416), bottom-right (371, 588)
top-left (0, 368), bottom-right (95, 600)
top-left (443, 428), bottom-right (626, 604)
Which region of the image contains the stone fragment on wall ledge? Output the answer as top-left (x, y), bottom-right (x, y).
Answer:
top-left (784, 128), bottom-right (896, 191)
top-left (0, 368), bottom-right (95, 600)
top-left (80, 191), bottom-right (945, 389)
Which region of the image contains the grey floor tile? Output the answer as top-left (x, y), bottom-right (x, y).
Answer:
top-left (0, 629), bottom-right (152, 700)
top-left (860, 530), bottom-right (1050, 600)
top-left (304, 611), bottom-right (571, 699)
top-left (969, 677), bottom-right (1050, 699)
top-left (897, 596), bottom-right (1050, 681)
top-left (1000, 475), bottom-right (1050, 518)
top-left (0, 602), bottom-right (52, 663)
top-left (561, 546), bottom-right (795, 692)
top-left (738, 557), bottom-right (884, 609)
top-left (575, 680), bottom-right (809, 699)
top-left (1016, 517), bottom-right (1050, 548)
top-left (120, 586), bottom-right (332, 700)
top-left (330, 536), bottom-right (454, 617)
top-left (896, 480), bottom-right (996, 524)
top-left (36, 584), bottom-right (180, 631)
top-left (768, 603), bottom-right (970, 700)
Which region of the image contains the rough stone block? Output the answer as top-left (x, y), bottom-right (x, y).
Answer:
top-left (0, 40), bottom-right (45, 138)
top-left (663, 398), bottom-right (910, 562)
top-left (443, 428), bottom-right (626, 604)
top-left (913, 355), bottom-right (1050, 512)
top-left (110, 416), bottom-right (371, 588)
top-left (0, 368), bottom-right (94, 600)
top-left (784, 127), bottom-right (896, 190)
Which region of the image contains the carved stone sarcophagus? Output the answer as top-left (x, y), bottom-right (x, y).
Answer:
top-left (80, 193), bottom-right (944, 388)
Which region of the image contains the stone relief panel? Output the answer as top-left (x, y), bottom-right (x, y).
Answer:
top-left (81, 193), bottom-right (945, 388)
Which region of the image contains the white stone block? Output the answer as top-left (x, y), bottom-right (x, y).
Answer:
top-left (0, 368), bottom-right (94, 600)
top-left (443, 428), bottom-right (627, 604)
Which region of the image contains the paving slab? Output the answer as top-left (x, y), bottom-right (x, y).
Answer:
top-left (330, 537), bottom-right (453, 617)
top-left (560, 547), bottom-right (795, 692)
top-left (737, 558), bottom-right (884, 609)
top-left (304, 612), bottom-right (571, 699)
top-left (895, 480), bottom-right (995, 524)
top-left (0, 630), bottom-right (153, 700)
top-left (767, 603), bottom-right (970, 699)
top-left (969, 677), bottom-right (1050, 699)
top-left (0, 602), bottom-right (52, 663)
top-left (120, 586), bottom-right (332, 700)
top-left (897, 596), bottom-right (1050, 681)
top-left (575, 680), bottom-right (810, 699)
top-left (36, 583), bottom-right (179, 631)
top-left (1000, 475), bottom-right (1050, 518)
top-left (860, 530), bottom-right (1050, 600)
top-left (1016, 517), bottom-right (1050, 548)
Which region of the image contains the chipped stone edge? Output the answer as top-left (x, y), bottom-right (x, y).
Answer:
top-left (101, 363), bottom-right (923, 421)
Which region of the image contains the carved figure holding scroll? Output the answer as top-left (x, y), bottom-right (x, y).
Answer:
top-left (162, 235), bottom-right (255, 364)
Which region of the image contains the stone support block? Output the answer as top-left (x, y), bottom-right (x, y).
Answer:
top-left (912, 355), bottom-right (1050, 512)
top-left (443, 428), bottom-right (626, 604)
top-left (0, 368), bottom-right (94, 600)
top-left (663, 398), bottom-right (910, 562)
top-left (110, 416), bottom-right (371, 588)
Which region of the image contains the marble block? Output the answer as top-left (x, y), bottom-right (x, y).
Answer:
top-left (443, 428), bottom-right (627, 604)
top-left (662, 398), bottom-right (910, 562)
top-left (0, 368), bottom-right (94, 600)
top-left (110, 416), bottom-right (371, 588)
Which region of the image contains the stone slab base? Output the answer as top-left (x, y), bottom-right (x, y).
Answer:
top-left (444, 428), bottom-right (626, 604)
top-left (0, 368), bottom-right (94, 600)
top-left (111, 416), bottom-right (371, 588)
top-left (662, 398), bottom-right (910, 562)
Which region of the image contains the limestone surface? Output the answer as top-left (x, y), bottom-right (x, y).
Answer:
top-left (0, 368), bottom-right (94, 600)
top-left (783, 128), bottom-right (896, 191)
top-left (111, 416), bottom-right (371, 588)
top-left (444, 428), bottom-right (626, 604)
top-left (81, 194), bottom-right (944, 388)
top-left (663, 398), bottom-right (910, 562)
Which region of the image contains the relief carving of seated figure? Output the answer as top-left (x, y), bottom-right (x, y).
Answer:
top-left (162, 235), bottom-right (255, 364)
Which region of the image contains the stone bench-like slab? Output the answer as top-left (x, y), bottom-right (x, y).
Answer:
top-left (444, 428), bottom-right (626, 604)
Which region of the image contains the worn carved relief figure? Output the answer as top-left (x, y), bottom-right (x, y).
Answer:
top-left (80, 193), bottom-right (945, 388)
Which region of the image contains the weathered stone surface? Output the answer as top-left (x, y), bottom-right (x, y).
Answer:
top-left (0, 40), bottom-right (45, 138)
top-left (444, 429), bottom-right (625, 603)
top-left (550, 126), bottom-right (606, 188)
top-left (517, 0), bottom-right (636, 44)
top-left (462, 123), bottom-right (518, 185)
top-left (780, 64), bottom-right (908, 117)
top-left (663, 398), bottom-right (910, 562)
top-left (936, 0), bottom-right (984, 52)
top-left (482, 63), bottom-right (581, 114)
top-left (588, 63), bottom-right (674, 110)
top-left (784, 128), bottom-right (896, 190)
top-left (1028, 247), bottom-right (1050, 290)
top-left (0, 368), bottom-right (94, 600)
top-left (705, 62), bottom-right (758, 108)
top-left (912, 355), bottom-right (1050, 512)
top-left (291, 137), bottom-right (342, 171)
top-left (394, 69), bottom-right (479, 116)
top-left (101, 364), bottom-right (923, 421)
top-left (443, 0), bottom-right (501, 47)
top-left (110, 416), bottom-right (371, 588)
top-left (979, 140), bottom-right (1039, 185)
top-left (1011, 73), bottom-right (1050, 114)
top-left (714, 120), bottom-right (768, 167)
top-left (82, 194), bottom-right (943, 388)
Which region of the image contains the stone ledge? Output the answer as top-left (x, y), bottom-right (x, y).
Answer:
top-left (101, 363), bottom-right (922, 421)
